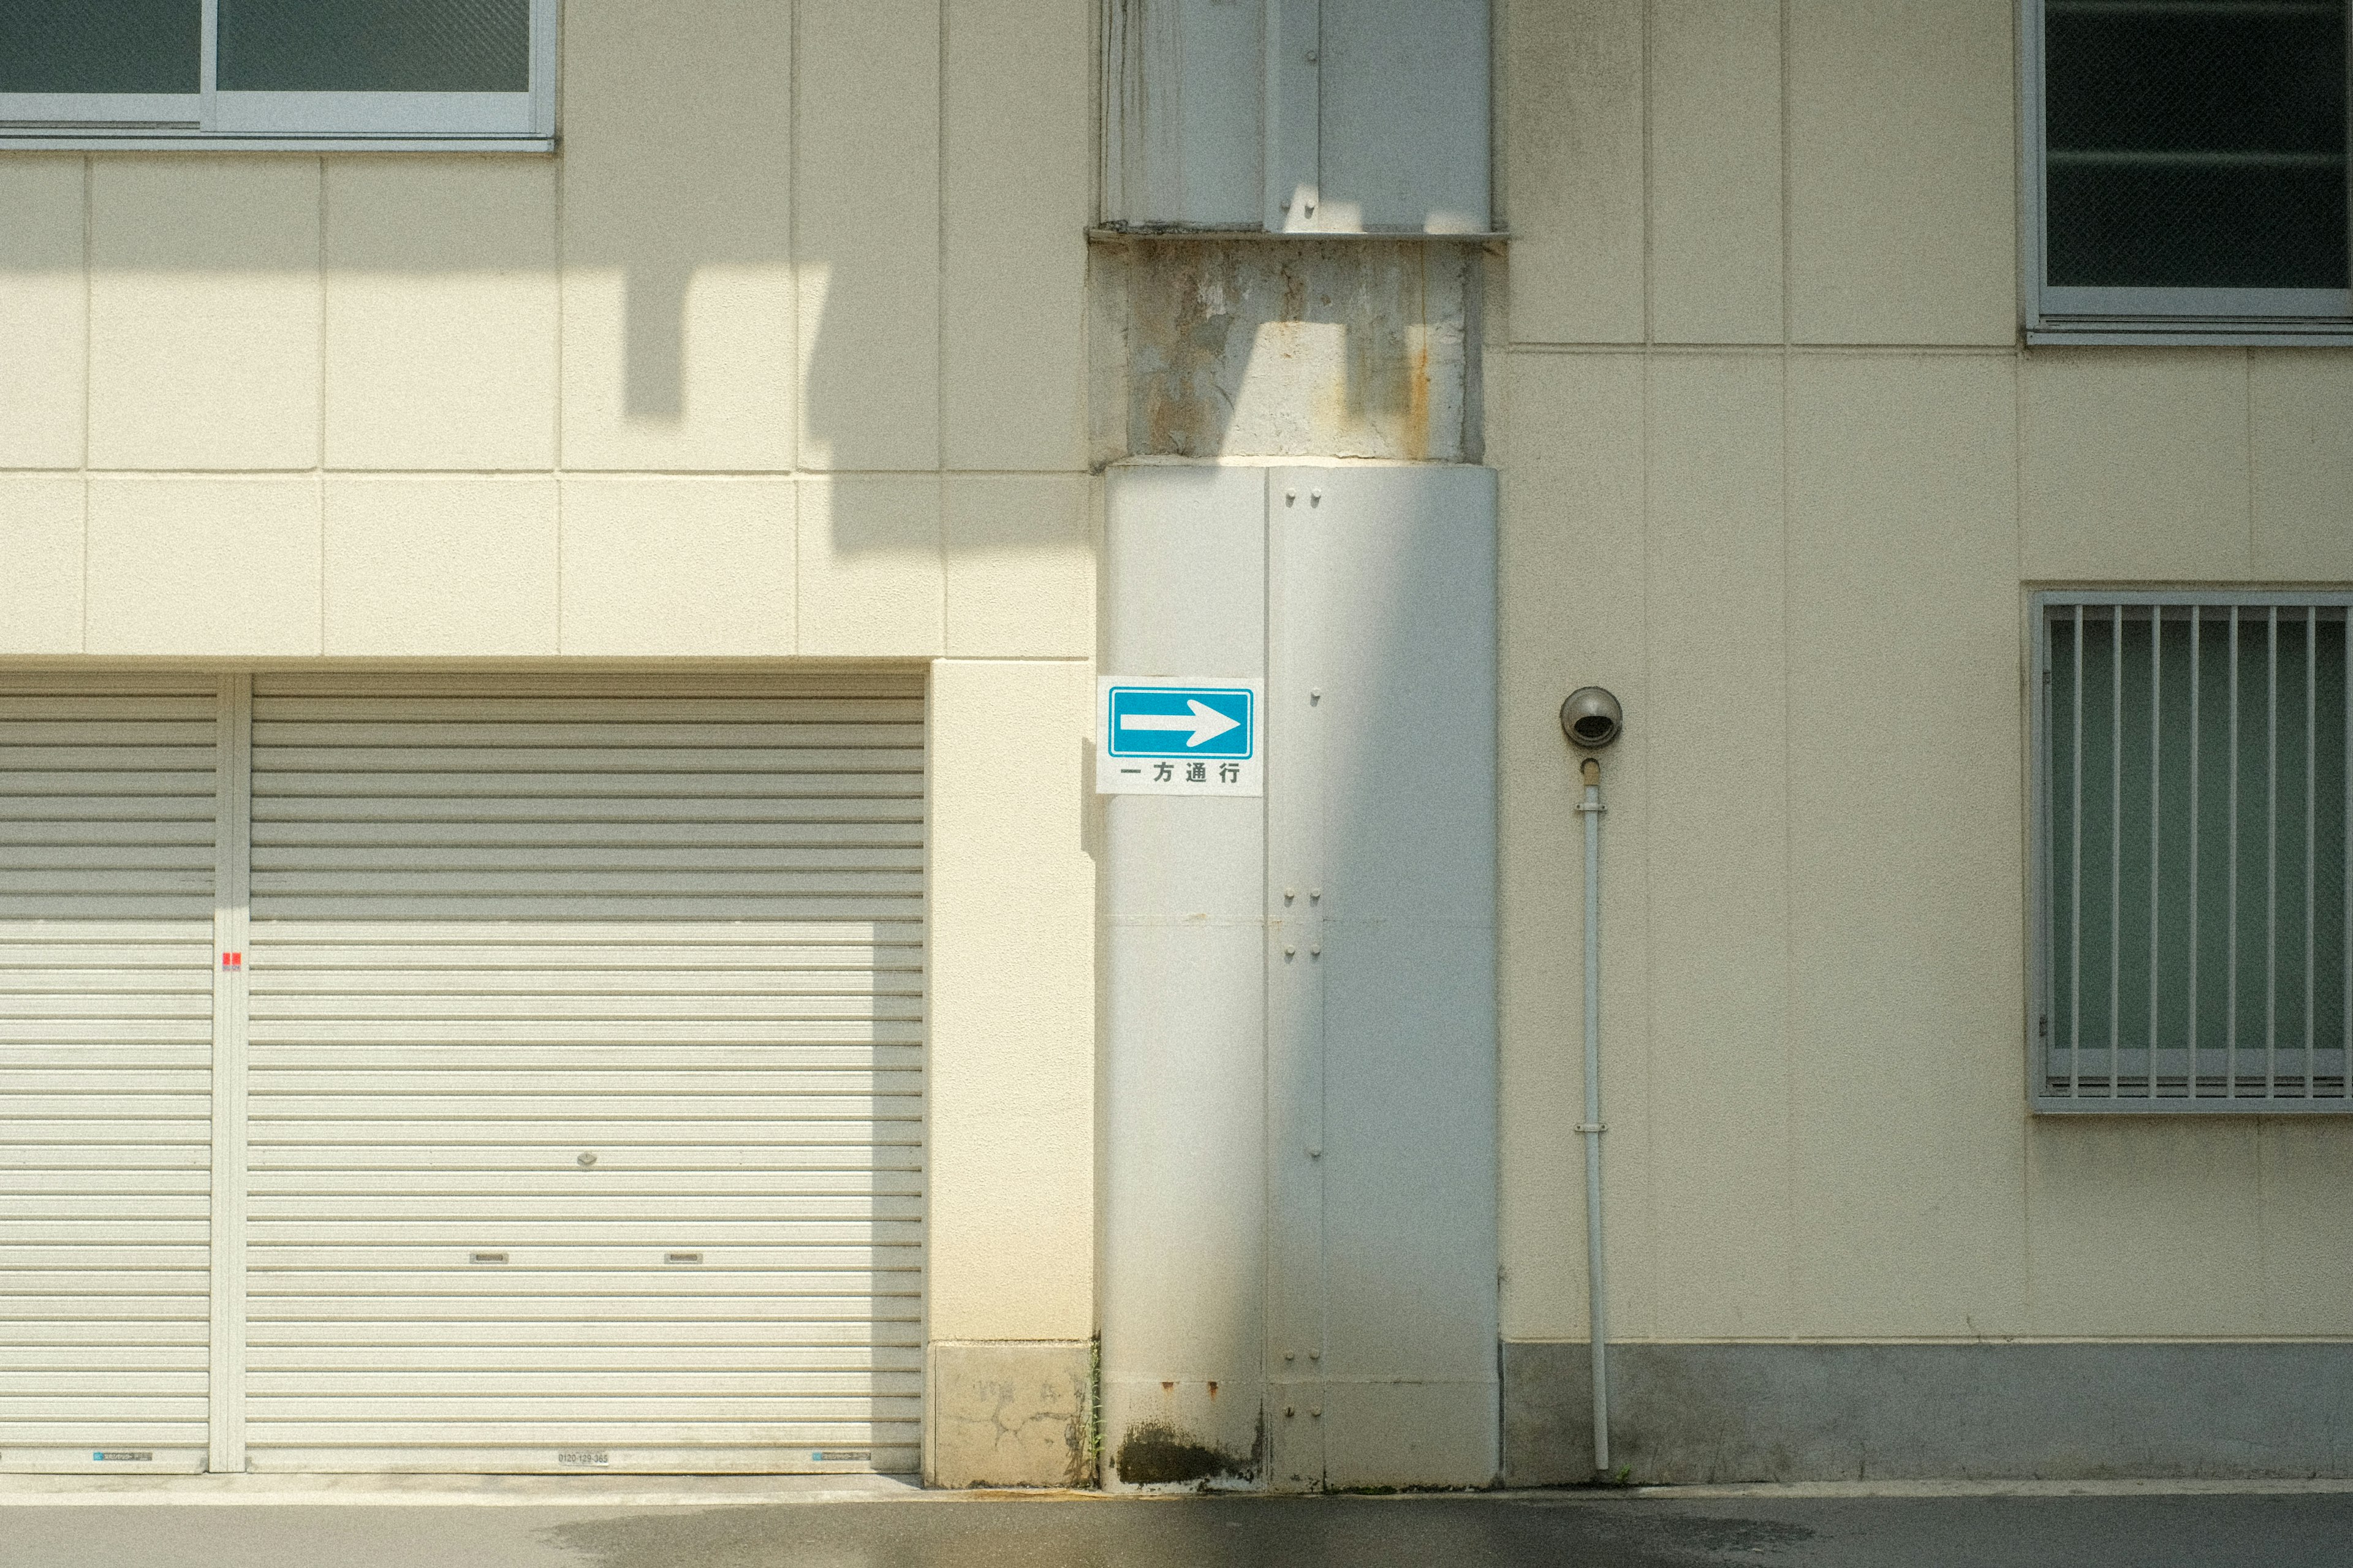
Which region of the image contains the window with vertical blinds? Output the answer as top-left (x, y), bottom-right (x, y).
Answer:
top-left (2036, 594), bottom-right (2353, 1109)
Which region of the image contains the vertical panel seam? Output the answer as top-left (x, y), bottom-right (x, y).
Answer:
top-left (936, 0), bottom-right (950, 479)
top-left (1640, 0), bottom-right (1654, 346)
top-left (316, 157), bottom-right (329, 650)
top-left (1778, 316), bottom-right (1796, 1334)
top-left (80, 154), bottom-right (92, 474)
top-left (2245, 350), bottom-right (2257, 572)
top-left (1778, 0), bottom-right (1792, 350)
top-left (1637, 350), bottom-right (1656, 1340)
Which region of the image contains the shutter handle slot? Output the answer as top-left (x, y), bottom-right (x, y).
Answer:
top-left (470, 1251), bottom-right (508, 1265)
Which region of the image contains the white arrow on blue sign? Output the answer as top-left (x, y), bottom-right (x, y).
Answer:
top-left (1097, 677), bottom-right (1264, 796)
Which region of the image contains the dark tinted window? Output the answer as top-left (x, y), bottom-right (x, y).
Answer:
top-left (0, 0), bottom-right (200, 94)
top-left (2045, 0), bottom-right (2349, 290)
top-left (218, 0), bottom-right (529, 93)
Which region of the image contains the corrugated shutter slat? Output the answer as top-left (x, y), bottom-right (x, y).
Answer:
top-left (242, 678), bottom-right (924, 1475)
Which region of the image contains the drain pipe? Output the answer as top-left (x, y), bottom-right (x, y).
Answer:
top-left (1577, 755), bottom-right (1610, 1475)
top-left (1559, 688), bottom-right (1623, 1477)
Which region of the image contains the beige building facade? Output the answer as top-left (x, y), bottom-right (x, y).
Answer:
top-left (1, 0), bottom-right (2349, 1487)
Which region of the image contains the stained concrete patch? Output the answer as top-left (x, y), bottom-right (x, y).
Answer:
top-left (927, 1339), bottom-right (1095, 1488)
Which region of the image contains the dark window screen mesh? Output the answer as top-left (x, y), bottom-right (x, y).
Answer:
top-left (218, 0), bottom-right (529, 93)
top-left (0, 0), bottom-right (200, 94)
top-left (2045, 0), bottom-right (2350, 291)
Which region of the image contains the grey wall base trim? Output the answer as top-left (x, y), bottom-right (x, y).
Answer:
top-left (927, 1340), bottom-right (1095, 1489)
top-left (1504, 1339), bottom-right (2353, 1485)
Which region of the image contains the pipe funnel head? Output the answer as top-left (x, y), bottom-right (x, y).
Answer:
top-left (1560, 687), bottom-right (1623, 750)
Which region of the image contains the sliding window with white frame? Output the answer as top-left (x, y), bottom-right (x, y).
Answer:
top-left (0, 0), bottom-right (556, 151)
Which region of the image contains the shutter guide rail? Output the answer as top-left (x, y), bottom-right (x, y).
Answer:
top-left (209, 675), bottom-right (252, 1472)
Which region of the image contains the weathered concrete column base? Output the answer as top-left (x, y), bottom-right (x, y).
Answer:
top-left (926, 1341), bottom-right (1095, 1489)
top-left (1504, 1340), bottom-right (2353, 1485)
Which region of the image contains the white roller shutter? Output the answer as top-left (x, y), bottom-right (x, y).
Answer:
top-left (239, 673), bottom-right (926, 1474)
top-left (0, 675), bottom-right (222, 1474)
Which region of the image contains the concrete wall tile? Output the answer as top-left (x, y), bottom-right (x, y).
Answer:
top-left (325, 160), bottom-right (558, 472)
top-left (324, 478), bottom-right (558, 656)
top-left (2257, 1125), bottom-right (2353, 1335)
top-left (559, 0), bottom-right (794, 472)
top-left (798, 474), bottom-right (945, 656)
top-left (1788, 0), bottom-right (2016, 346)
top-left (942, 0), bottom-right (1089, 471)
top-left (89, 161), bottom-right (320, 471)
top-left (2026, 1121), bottom-right (2264, 1336)
top-left (1644, 354), bottom-right (1790, 1337)
top-left (797, 0), bottom-right (942, 472)
top-left (0, 476), bottom-right (85, 654)
top-left (2251, 352), bottom-right (2353, 580)
top-left (1496, 354), bottom-right (1652, 1343)
top-left (2021, 350), bottom-right (2253, 581)
top-left (1649, 1), bottom-right (1783, 344)
top-left (943, 474), bottom-right (1093, 658)
top-left (1504, 0), bottom-right (1646, 344)
top-left (558, 477), bottom-right (794, 656)
top-left (1786, 354), bottom-right (2027, 1336)
top-left (927, 658), bottom-right (1096, 1341)
top-left (86, 477), bottom-right (320, 654)
top-left (0, 159), bottom-right (87, 469)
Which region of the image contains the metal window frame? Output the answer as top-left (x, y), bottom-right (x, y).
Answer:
top-left (2029, 589), bottom-right (2353, 1115)
top-left (0, 0), bottom-right (556, 153)
top-left (2019, 0), bottom-right (2353, 346)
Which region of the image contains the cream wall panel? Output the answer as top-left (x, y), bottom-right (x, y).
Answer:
top-left (0, 159), bottom-right (86, 469)
top-left (797, 0), bottom-right (942, 473)
top-left (2025, 1121), bottom-right (2264, 1336)
top-left (86, 477), bottom-right (320, 654)
top-left (324, 160), bottom-right (558, 472)
top-left (1643, 355), bottom-right (1790, 1338)
top-left (89, 161), bottom-right (320, 471)
top-left (2254, 1126), bottom-right (2353, 1335)
top-left (926, 657), bottom-right (1096, 1341)
top-left (323, 478), bottom-right (558, 656)
top-left (1496, 354), bottom-right (1653, 1341)
top-left (799, 474), bottom-right (945, 657)
top-left (559, 0), bottom-right (794, 472)
top-left (1786, 355), bottom-right (2027, 1336)
top-left (1648, 2), bottom-right (1783, 344)
top-left (942, 0), bottom-right (1089, 471)
top-left (1788, 0), bottom-right (2015, 346)
top-left (1503, 0), bottom-right (1646, 344)
top-left (2021, 350), bottom-right (2253, 581)
top-left (0, 475), bottom-right (85, 654)
top-left (557, 477), bottom-right (795, 656)
top-left (2251, 352), bottom-right (2353, 580)
top-left (943, 474), bottom-right (1093, 658)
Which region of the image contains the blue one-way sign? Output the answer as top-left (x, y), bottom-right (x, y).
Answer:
top-left (1097, 677), bottom-right (1264, 797)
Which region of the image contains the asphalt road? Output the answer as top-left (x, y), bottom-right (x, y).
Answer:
top-left (9, 1491), bottom-right (2353, 1568)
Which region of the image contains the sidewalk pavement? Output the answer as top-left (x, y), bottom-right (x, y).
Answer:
top-left (5, 1477), bottom-right (2351, 1567)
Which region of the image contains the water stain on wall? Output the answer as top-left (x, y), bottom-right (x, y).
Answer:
top-left (1110, 237), bottom-right (1480, 463)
